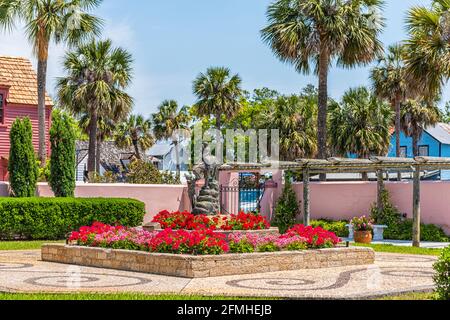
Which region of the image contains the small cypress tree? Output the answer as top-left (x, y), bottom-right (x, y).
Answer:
top-left (273, 172), bottom-right (300, 233)
top-left (49, 111), bottom-right (76, 197)
top-left (8, 117), bottom-right (38, 197)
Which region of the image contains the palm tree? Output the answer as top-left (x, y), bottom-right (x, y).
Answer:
top-left (261, 94), bottom-right (317, 161)
top-left (57, 39), bottom-right (133, 175)
top-left (370, 44), bottom-right (411, 172)
top-left (152, 100), bottom-right (191, 179)
top-left (115, 114), bottom-right (154, 160)
top-left (0, 0), bottom-right (103, 166)
top-left (261, 0), bottom-right (384, 171)
top-left (192, 67), bottom-right (243, 131)
top-left (404, 0), bottom-right (450, 101)
top-left (329, 87), bottom-right (393, 180)
top-left (401, 100), bottom-right (441, 157)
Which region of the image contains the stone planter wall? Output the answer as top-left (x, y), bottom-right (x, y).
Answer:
top-left (42, 244), bottom-right (375, 278)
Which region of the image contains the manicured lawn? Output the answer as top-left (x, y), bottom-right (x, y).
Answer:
top-left (377, 292), bottom-right (437, 300)
top-left (0, 293), bottom-right (270, 300)
top-left (352, 243), bottom-right (443, 256)
top-left (0, 240), bottom-right (65, 251)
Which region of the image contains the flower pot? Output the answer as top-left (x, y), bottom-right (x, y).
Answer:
top-left (354, 231), bottom-right (373, 244)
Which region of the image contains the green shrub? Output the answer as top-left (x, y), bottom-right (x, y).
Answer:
top-left (49, 111), bottom-right (76, 197)
top-left (433, 246), bottom-right (450, 300)
top-left (126, 159), bottom-right (162, 184)
top-left (8, 117), bottom-right (38, 197)
top-left (0, 198), bottom-right (146, 240)
top-left (311, 219), bottom-right (349, 238)
top-left (371, 189), bottom-right (449, 242)
top-left (273, 174), bottom-right (299, 233)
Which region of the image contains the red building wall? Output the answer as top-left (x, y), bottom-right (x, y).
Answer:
top-left (0, 103), bottom-right (52, 156)
top-left (0, 102), bottom-right (52, 181)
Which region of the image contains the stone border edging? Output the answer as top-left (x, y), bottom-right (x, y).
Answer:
top-left (42, 244), bottom-right (375, 278)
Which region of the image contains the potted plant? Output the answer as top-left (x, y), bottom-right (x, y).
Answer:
top-left (350, 216), bottom-right (374, 244)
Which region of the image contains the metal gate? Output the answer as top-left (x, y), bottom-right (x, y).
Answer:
top-left (219, 173), bottom-right (265, 214)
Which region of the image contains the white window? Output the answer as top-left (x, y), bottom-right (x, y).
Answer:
top-left (419, 146), bottom-right (429, 157)
top-left (399, 146), bottom-right (407, 158)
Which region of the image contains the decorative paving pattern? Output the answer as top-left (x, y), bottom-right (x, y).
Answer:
top-left (0, 250), bottom-right (437, 299)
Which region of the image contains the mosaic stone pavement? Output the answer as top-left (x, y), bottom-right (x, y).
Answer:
top-left (0, 250), bottom-right (437, 299)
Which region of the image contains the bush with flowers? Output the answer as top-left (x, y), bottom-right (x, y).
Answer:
top-left (68, 222), bottom-right (341, 255)
top-left (283, 225), bottom-right (341, 249)
top-left (350, 216), bottom-right (374, 232)
top-left (152, 210), bottom-right (270, 231)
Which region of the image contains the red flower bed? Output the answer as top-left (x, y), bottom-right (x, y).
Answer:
top-left (152, 211), bottom-right (270, 231)
top-left (67, 222), bottom-right (341, 255)
top-left (283, 225), bottom-right (341, 249)
top-left (148, 228), bottom-right (229, 255)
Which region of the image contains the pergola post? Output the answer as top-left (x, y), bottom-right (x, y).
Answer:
top-left (377, 169), bottom-right (384, 214)
top-left (413, 165), bottom-right (421, 247)
top-left (303, 167), bottom-right (311, 226)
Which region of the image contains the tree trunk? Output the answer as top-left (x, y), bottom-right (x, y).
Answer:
top-left (133, 140), bottom-right (141, 159)
top-left (87, 110), bottom-right (98, 175)
top-left (317, 46), bottom-right (329, 182)
top-left (174, 140), bottom-right (181, 180)
top-left (361, 172), bottom-right (369, 181)
top-left (412, 133), bottom-right (419, 157)
top-left (413, 166), bottom-right (421, 247)
top-left (37, 57), bottom-right (48, 167)
top-left (377, 169), bottom-right (385, 217)
top-left (96, 138), bottom-right (101, 174)
top-left (395, 98), bottom-right (402, 181)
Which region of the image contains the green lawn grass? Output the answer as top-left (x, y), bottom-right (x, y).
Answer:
top-left (377, 292), bottom-right (437, 300)
top-left (0, 292), bottom-right (270, 300)
top-left (352, 243), bottom-right (443, 256)
top-left (0, 240), bottom-right (65, 251)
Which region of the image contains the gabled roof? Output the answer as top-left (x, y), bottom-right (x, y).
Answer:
top-left (424, 123), bottom-right (450, 145)
top-left (0, 56), bottom-right (53, 106)
top-left (148, 143), bottom-right (173, 157)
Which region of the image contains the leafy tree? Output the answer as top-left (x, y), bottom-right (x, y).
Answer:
top-left (8, 117), bottom-right (38, 197)
top-left (371, 44), bottom-right (410, 166)
top-left (261, 0), bottom-right (384, 170)
top-left (115, 114), bottom-right (154, 160)
top-left (152, 100), bottom-right (191, 179)
top-left (329, 87), bottom-right (393, 180)
top-left (0, 0), bottom-right (103, 165)
top-left (57, 39), bottom-right (133, 176)
top-left (434, 246), bottom-right (450, 300)
top-left (401, 100), bottom-right (441, 157)
top-left (49, 110), bottom-right (76, 197)
top-left (261, 90), bottom-right (318, 161)
top-left (193, 67), bottom-right (243, 131)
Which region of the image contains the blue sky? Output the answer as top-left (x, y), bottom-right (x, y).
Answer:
top-left (0, 0), bottom-right (442, 115)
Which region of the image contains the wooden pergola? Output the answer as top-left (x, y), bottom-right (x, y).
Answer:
top-left (221, 156), bottom-right (450, 247)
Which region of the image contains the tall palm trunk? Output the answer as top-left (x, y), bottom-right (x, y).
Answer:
top-left (395, 98), bottom-right (402, 181)
top-left (317, 46), bottom-right (329, 181)
top-left (133, 140), bottom-right (141, 160)
top-left (88, 110), bottom-right (98, 175)
top-left (173, 140), bottom-right (181, 180)
top-left (96, 138), bottom-right (101, 174)
top-left (37, 56), bottom-right (48, 167)
top-left (412, 133), bottom-right (419, 157)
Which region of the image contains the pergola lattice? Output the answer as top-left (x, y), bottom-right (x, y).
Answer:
top-left (221, 156), bottom-right (450, 247)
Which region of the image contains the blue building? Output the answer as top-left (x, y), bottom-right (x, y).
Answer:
top-left (388, 123), bottom-right (450, 180)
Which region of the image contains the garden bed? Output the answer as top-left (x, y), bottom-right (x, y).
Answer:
top-left (41, 244), bottom-right (375, 278)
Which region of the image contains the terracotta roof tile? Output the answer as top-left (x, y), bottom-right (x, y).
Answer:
top-left (0, 56), bottom-right (53, 106)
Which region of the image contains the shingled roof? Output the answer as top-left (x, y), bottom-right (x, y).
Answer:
top-left (0, 56), bottom-right (53, 106)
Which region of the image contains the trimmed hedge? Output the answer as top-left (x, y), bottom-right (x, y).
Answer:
top-left (0, 198), bottom-right (146, 240)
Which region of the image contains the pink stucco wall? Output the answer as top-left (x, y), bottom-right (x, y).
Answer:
top-left (288, 181), bottom-right (450, 234)
top-left (0, 182), bottom-right (191, 224)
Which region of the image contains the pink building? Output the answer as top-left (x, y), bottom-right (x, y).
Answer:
top-left (0, 56), bottom-right (53, 180)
